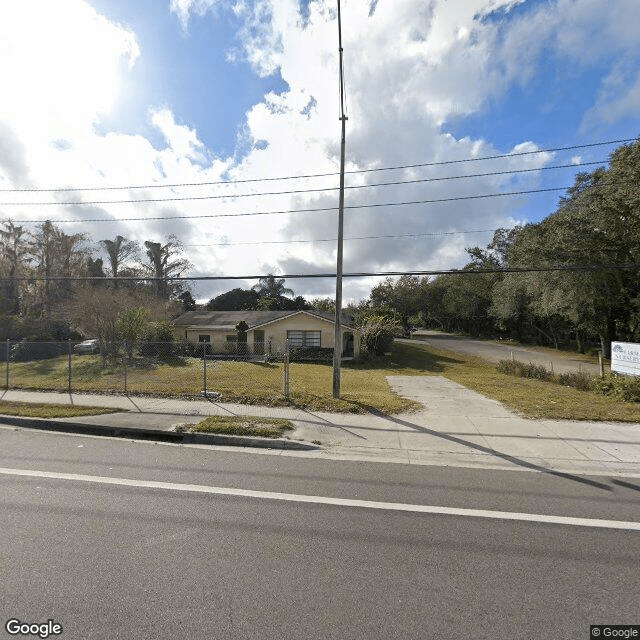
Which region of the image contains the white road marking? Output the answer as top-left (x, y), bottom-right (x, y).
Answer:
top-left (1, 466), bottom-right (638, 531)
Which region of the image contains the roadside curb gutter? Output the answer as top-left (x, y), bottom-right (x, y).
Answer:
top-left (0, 414), bottom-right (320, 451)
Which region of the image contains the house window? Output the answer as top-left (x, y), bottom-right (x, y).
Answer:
top-left (287, 330), bottom-right (321, 347)
top-left (198, 335), bottom-right (210, 342)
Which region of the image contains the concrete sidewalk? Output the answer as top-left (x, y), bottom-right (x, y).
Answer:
top-left (2, 378), bottom-right (640, 477)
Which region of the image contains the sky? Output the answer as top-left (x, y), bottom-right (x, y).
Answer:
top-left (1, 0), bottom-right (640, 304)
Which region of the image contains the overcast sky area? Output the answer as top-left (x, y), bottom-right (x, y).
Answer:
top-left (1, 0), bottom-right (640, 304)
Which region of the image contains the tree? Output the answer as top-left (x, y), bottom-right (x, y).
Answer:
top-left (31, 221), bottom-right (88, 333)
top-left (251, 275), bottom-right (294, 299)
top-left (369, 275), bottom-right (423, 331)
top-left (68, 287), bottom-right (179, 353)
top-left (235, 320), bottom-right (249, 354)
top-left (99, 235), bottom-right (140, 287)
top-left (255, 294), bottom-right (309, 310)
top-left (86, 257), bottom-right (106, 283)
top-left (0, 220), bottom-right (30, 315)
top-left (206, 288), bottom-right (259, 310)
top-left (143, 236), bottom-right (192, 300)
top-left (310, 297), bottom-right (336, 313)
top-left (117, 307), bottom-right (150, 358)
top-left (178, 291), bottom-right (197, 312)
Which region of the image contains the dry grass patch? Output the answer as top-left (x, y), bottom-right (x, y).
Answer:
top-left (187, 415), bottom-right (294, 439)
top-left (0, 401), bottom-right (124, 419)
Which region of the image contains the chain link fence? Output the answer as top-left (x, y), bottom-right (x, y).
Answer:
top-left (1, 339), bottom-right (333, 398)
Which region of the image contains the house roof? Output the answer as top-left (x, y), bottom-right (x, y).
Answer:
top-left (173, 309), bottom-right (354, 330)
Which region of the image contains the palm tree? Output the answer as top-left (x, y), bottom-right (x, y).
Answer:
top-left (144, 236), bottom-right (192, 299)
top-left (100, 235), bottom-right (139, 288)
top-left (251, 274), bottom-right (294, 299)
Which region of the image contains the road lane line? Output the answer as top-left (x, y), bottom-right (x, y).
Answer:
top-left (1, 466), bottom-right (639, 531)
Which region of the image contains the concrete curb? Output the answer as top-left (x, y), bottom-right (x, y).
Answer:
top-left (0, 414), bottom-right (320, 451)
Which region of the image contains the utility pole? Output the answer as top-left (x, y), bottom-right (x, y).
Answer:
top-left (333, 0), bottom-right (347, 399)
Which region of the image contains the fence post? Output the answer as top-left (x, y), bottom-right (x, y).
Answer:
top-left (123, 350), bottom-right (128, 395)
top-left (599, 350), bottom-right (604, 377)
top-left (203, 347), bottom-right (208, 397)
top-left (5, 339), bottom-right (9, 389)
top-left (67, 339), bottom-right (72, 395)
top-left (283, 339), bottom-right (290, 399)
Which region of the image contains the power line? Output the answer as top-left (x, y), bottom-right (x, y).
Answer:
top-left (3, 263), bottom-right (638, 284)
top-left (5, 182), bottom-right (622, 224)
top-left (184, 229), bottom-right (497, 248)
top-left (0, 161), bottom-right (606, 206)
top-left (0, 138), bottom-right (633, 194)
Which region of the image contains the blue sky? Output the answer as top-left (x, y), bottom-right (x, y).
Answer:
top-left (1, 0), bottom-right (640, 303)
top-left (91, 0), bottom-right (289, 158)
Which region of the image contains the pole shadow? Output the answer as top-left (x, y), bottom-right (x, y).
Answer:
top-left (361, 406), bottom-right (612, 492)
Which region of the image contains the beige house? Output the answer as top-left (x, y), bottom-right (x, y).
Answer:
top-left (173, 309), bottom-right (359, 357)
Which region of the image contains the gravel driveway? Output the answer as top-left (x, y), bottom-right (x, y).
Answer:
top-left (406, 331), bottom-right (605, 376)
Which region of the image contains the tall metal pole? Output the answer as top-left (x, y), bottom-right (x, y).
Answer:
top-left (333, 0), bottom-right (347, 399)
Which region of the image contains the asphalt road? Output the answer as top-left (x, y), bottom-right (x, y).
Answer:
top-left (2, 428), bottom-right (639, 640)
top-left (409, 331), bottom-right (604, 375)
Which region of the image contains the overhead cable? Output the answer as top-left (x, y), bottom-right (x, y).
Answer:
top-left (0, 161), bottom-right (606, 206)
top-left (184, 229), bottom-right (497, 248)
top-left (3, 263), bottom-right (639, 283)
top-left (5, 182), bottom-right (616, 224)
top-left (0, 138), bottom-right (633, 193)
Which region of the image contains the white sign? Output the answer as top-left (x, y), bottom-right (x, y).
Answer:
top-left (611, 342), bottom-right (640, 377)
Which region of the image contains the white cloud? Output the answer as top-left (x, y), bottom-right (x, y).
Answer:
top-left (169, 0), bottom-right (222, 30)
top-left (581, 66), bottom-right (640, 132)
top-left (151, 109), bottom-right (209, 164)
top-left (0, 0), bottom-right (139, 144)
top-left (2, 0), bottom-right (640, 303)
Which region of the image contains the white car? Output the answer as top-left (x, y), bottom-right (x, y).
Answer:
top-left (74, 339), bottom-right (100, 355)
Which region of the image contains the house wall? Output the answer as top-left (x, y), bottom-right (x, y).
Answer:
top-left (179, 328), bottom-right (236, 344)
top-left (175, 313), bottom-right (358, 356)
top-left (252, 314), bottom-right (336, 349)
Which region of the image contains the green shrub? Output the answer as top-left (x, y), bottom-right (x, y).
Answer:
top-left (496, 359), bottom-right (518, 376)
top-left (591, 373), bottom-right (640, 402)
top-left (496, 359), bottom-right (553, 381)
top-left (558, 370), bottom-right (592, 391)
top-left (359, 315), bottom-right (398, 356)
top-left (519, 362), bottom-right (553, 381)
top-left (289, 346), bottom-right (333, 362)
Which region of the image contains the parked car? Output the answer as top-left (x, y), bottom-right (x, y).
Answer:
top-left (74, 339), bottom-right (100, 355)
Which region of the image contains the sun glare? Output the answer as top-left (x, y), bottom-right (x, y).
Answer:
top-left (0, 0), bottom-right (139, 141)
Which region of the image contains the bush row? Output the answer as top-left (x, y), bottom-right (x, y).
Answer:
top-left (496, 359), bottom-right (640, 400)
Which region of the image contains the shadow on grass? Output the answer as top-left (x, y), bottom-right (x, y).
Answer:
top-left (345, 342), bottom-right (464, 373)
top-left (247, 360), bottom-right (279, 369)
top-left (25, 359), bottom-right (61, 376)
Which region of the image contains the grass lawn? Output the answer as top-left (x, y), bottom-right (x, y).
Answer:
top-left (0, 401), bottom-right (124, 419)
top-left (407, 343), bottom-right (640, 422)
top-left (5, 342), bottom-right (640, 420)
top-left (5, 351), bottom-right (428, 413)
top-left (185, 415), bottom-right (294, 439)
